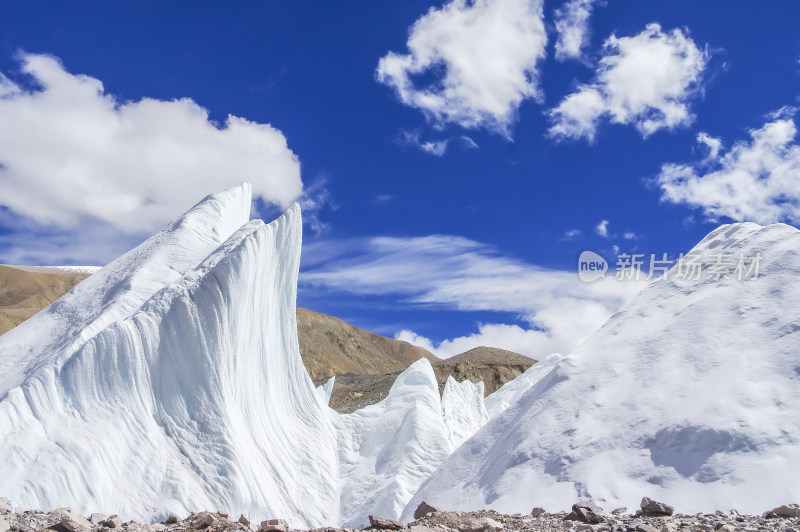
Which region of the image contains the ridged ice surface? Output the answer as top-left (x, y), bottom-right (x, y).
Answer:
top-left (0, 184), bottom-right (488, 528)
top-left (404, 222), bottom-right (800, 518)
top-left (441, 376), bottom-right (488, 449)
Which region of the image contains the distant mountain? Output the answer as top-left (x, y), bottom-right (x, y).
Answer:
top-left (0, 265), bottom-right (92, 334)
top-left (297, 307), bottom-right (439, 379)
top-left (433, 346), bottom-right (537, 396)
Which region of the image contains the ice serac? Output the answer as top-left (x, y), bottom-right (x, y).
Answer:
top-left (0, 183), bottom-right (251, 392)
top-left (0, 188), bottom-right (339, 527)
top-left (404, 222), bottom-right (800, 518)
top-left (441, 376), bottom-right (488, 449)
top-left (335, 359), bottom-right (450, 527)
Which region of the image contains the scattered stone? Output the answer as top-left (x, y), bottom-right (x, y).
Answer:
top-left (414, 502), bottom-right (441, 520)
top-left (239, 514), bottom-right (251, 527)
top-left (567, 502), bottom-right (605, 524)
top-left (640, 498), bottom-right (674, 516)
top-left (218, 511), bottom-right (229, 519)
top-left (368, 515), bottom-right (403, 530)
top-left (611, 508), bottom-right (626, 516)
top-left (195, 512), bottom-right (215, 528)
top-left (149, 524), bottom-right (167, 532)
top-left (408, 526), bottom-right (437, 532)
top-left (163, 515), bottom-right (179, 525)
top-left (260, 519), bottom-right (288, 532)
top-left (0, 517), bottom-right (9, 532)
top-left (636, 524), bottom-right (659, 532)
top-left (457, 517), bottom-right (503, 532)
top-left (770, 504), bottom-right (800, 518)
top-left (105, 515), bottom-right (123, 529)
top-left (89, 513), bottom-right (107, 525)
top-left (531, 508), bottom-right (546, 518)
top-left (60, 512), bottom-right (92, 532)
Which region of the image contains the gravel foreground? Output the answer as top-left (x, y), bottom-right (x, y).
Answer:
top-left (2, 498), bottom-right (799, 532)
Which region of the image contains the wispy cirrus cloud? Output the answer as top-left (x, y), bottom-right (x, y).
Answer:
top-left (300, 234), bottom-right (643, 358)
top-left (376, 0), bottom-right (547, 137)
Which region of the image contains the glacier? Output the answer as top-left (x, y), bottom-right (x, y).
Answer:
top-left (0, 184), bottom-right (488, 528)
top-left (404, 222), bottom-right (800, 518)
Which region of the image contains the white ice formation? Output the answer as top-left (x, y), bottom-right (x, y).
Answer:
top-left (0, 184), bottom-right (486, 528)
top-left (404, 222), bottom-right (800, 518)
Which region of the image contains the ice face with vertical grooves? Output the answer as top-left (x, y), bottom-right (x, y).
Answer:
top-left (0, 184), bottom-right (492, 529)
top-left (441, 376), bottom-right (488, 449)
top-left (404, 222), bottom-right (800, 518)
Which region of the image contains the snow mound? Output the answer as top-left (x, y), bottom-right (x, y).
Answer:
top-left (0, 184), bottom-right (488, 528)
top-left (404, 222), bottom-right (800, 518)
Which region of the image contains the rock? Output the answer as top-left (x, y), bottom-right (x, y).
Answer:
top-left (105, 515), bottom-right (123, 529)
top-left (661, 522), bottom-right (678, 532)
top-left (0, 517), bottom-right (9, 532)
top-left (61, 512), bottom-right (92, 532)
top-left (574, 525), bottom-right (593, 532)
top-left (569, 502), bottom-right (605, 524)
top-left (457, 517), bottom-right (503, 532)
top-left (0, 499), bottom-right (12, 514)
top-left (408, 526), bottom-right (437, 532)
top-left (611, 508), bottom-right (626, 516)
top-left (89, 513), bottom-right (107, 525)
top-left (770, 504), bottom-right (800, 518)
top-left (195, 512), bottom-right (215, 528)
top-left (149, 525), bottom-right (166, 532)
top-left (368, 515), bottom-right (403, 530)
top-left (636, 525), bottom-right (659, 532)
top-left (218, 511), bottom-right (229, 519)
top-left (238, 515), bottom-right (251, 527)
top-left (531, 508), bottom-right (546, 518)
top-left (260, 519), bottom-right (288, 532)
top-left (640, 498), bottom-right (674, 516)
top-left (164, 515), bottom-right (179, 524)
top-left (414, 502), bottom-right (441, 520)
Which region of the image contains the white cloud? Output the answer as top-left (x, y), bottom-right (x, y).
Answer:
top-left (549, 23), bottom-right (708, 141)
top-left (562, 228), bottom-right (582, 239)
top-left (0, 53), bottom-right (303, 237)
top-left (301, 234), bottom-right (643, 358)
top-left (420, 139), bottom-right (449, 156)
top-left (553, 0), bottom-right (598, 62)
top-left (459, 135), bottom-right (479, 150)
top-left (595, 219), bottom-right (609, 237)
top-left (623, 231), bottom-right (637, 240)
top-left (696, 131), bottom-right (722, 159)
top-left (657, 107), bottom-right (800, 225)
top-left (376, 0), bottom-right (547, 136)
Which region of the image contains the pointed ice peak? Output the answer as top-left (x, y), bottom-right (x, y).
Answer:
top-left (0, 183), bottom-right (253, 395)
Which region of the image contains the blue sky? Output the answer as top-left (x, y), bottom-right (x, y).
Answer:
top-left (0, 1), bottom-right (799, 358)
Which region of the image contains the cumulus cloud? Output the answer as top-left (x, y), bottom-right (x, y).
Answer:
top-left (549, 23), bottom-right (708, 141)
top-left (553, 0), bottom-right (598, 62)
top-left (0, 53), bottom-right (303, 239)
top-left (657, 107), bottom-right (800, 225)
top-left (376, 0), bottom-right (547, 136)
top-left (300, 234), bottom-right (643, 358)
